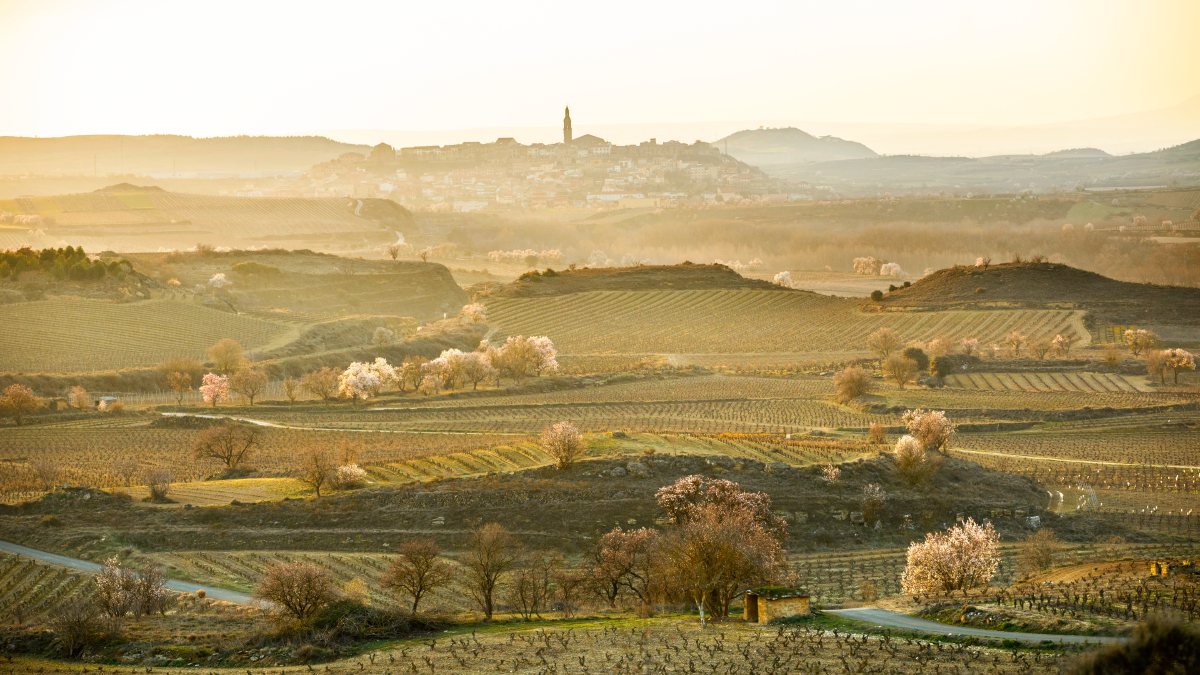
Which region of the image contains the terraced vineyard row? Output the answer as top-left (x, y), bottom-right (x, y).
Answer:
top-left (257, 398), bottom-right (894, 434)
top-left (396, 374), bottom-right (834, 410)
top-left (945, 371), bottom-right (1152, 393)
top-left (486, 289), bottom-right (1084, 354)
top-left (0, 297), bottom-right (292, 372)
top-left (884, 385), bottom-right (1189, 411)
top-left (0, 427), bottom-right (518, 502)
top-left (954, 429), bottom-right (1200, 467)
top-left (0, 554), bottom-right (96, 627)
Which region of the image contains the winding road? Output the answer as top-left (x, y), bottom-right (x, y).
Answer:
top-left (828, 607), bottom-right (1126, 644)
top-left (0, 540), bottom-right (256, 606)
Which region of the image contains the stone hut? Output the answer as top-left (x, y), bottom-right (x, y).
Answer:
top-left (743, 587), bottom-right (810, 623)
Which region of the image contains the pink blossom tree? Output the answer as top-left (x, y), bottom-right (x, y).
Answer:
top-left (199, 373), bottom-right (229, 407)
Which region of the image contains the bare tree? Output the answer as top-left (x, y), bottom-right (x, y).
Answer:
top-left (882, 355), bottom-right (917, 389)
top-left (192, 422), bottom-right (260, 470)
top-left (255, 562), bottom-right (338, 620)
top-left (230, 368), bottom-right (268, 405)
top-left (297, 447), bottom-right (335, 497)
top-left (206, 338), bottom-right (245, 374)
top-left (166, 371), bottom-right (192, 405)
top-left (540, 421), bottom-right (585, 469)
top-left (1028, 339), bottom-right (1052, 360)
top-left (506, 551), bottom-right (561, 620)
top-left (1003, 331), bottom-right (1026, 358)
top-left (1146, 350), bottom-right (1170, 385)
top-left (460, 522), bottom-right (522, 620)
top-left (50, 600), bottom-right (106, 657)
top-left (833, 366), bottom-right (873, 403)
top-left (866, 328), bottom-right (903, 360)
top-left (1018, 528), bottom-right (1063, 577)
top-left (386, 244), bottom-right (402, 261)
top-left (283, 377), bottom-right (300, 404)
top-left (29, 459), bottom-right (65, 491)
top-left (145, 467), bottom-right (173, 502)
top-left (302, 367), bottom-right (339, 404)
top-left (381, 539), bottom-right (455, 614)
top-left (113, 458), bottom-right (139, 487)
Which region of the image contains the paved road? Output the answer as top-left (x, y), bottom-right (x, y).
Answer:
top-left (828, 607), bottom-right (1125, 645)
top-left (0, 540), bottom-right (256, 606)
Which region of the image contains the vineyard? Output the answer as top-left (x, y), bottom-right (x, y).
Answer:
top-left (944, 372), bottom-right (1152, 394)
top-left (486, 289), bottom-right (1086, 355)
top-left (0, 297), bottom-right (293, 372)
top-left (0, 553), bottom-right (95, 628)
top-left (252, 398), bottom-right (893, 434)
top-left (0, 425), bottom-right (522, 503)
top-left (955, 429), bottom-right (1200, 467)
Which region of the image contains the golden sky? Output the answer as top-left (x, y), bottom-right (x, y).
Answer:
top-left (0, 0), bottom-right (1197, 138)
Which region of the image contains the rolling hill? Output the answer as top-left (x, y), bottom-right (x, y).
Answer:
top-left (0, 185), bottom-right (412, 252)
top-left (717, 127), bottom-right (878, 166)
top-left (477, 263), bottom-right (785, 299)
top-left (0, 134), bottom-right (369, 176)
top-left (873, 261), bottom-right (1200, 328)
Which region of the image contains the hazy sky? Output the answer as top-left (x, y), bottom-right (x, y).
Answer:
top-left (1, 0), bottom-right (1198, 138)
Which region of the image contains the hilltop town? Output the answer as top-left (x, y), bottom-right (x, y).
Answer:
top-left (290, 108), bottom-right (787, 210)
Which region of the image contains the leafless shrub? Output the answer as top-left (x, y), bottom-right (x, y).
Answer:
top-left (255, 561), bottom-right (338, 620)
top-left (144, 467), bottom-right (173, 502)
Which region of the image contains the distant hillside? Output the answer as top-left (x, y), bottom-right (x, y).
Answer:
top-left (123, 249), bottom-right (469, 320)
top-left (0, 186), bottom-right (414, 253)
top-left (0, 135), bottom-right (370, 176)
top-left (716, 127), bottom-right (878, 167)
top-left (1043, 148), bottom-right (1111, 158)
top-left (874, 261), bottom-right (1200, 326)
top-left (479, 263), bottom-right (788, 299)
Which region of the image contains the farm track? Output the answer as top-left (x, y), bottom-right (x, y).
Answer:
top-left (828, 608), bottom-right (1125, 644)
top-left (0, 540), bottom-right (255, 605)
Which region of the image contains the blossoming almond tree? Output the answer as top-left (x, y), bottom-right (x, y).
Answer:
top-left (902, 409), bottom-right (956, 453)
top-left (338, 361), bottom-right (383, 403)
top-left (901, 518), bottom-right (999, 597)
top-left (199, 373), bottom-right (229, 408)
top-left (540, 421), bottom-right (584, 469)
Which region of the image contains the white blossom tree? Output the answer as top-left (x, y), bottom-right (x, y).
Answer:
top-left (540, 421), bottom-right (585, 469)
top-left (1166, 349), bottom-right (1196, 384)
top-left (901, 519), bottom-right (1000, 597)
top-left (459, 303), bottom-right (487, 323)
top-left (902, 409), bottom-right (956, 453)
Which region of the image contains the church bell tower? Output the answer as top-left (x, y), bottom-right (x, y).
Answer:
top-left (563, 106), bottom-right (573, 144)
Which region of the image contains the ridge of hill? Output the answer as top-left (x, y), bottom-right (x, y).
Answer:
top-left (0, 134), bottom-right (369, 176)
top-left (478, 263), bottom-right (788, 299)
top-left (0, 188), bottom-right (413, 252)
top-left (873, 261), bottom-right (1200, 325)
top-left (717, 127), bottom-right (878, 166)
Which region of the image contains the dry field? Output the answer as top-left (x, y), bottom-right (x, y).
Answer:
top-left (485, 289), bottom-right (1086, 356)
top-left (0, 297), bottom-right (294, 372)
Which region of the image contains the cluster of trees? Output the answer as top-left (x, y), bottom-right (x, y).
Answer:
top-left (892, 409), bottom-right (956, 485)
top-left (255, 475), bottom-right (788, 627)
top-left (0, 246), bottom-right (128, 282)
top-left (1125, 329), bottom-right (1196, 385)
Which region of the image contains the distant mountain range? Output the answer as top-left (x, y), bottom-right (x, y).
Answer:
top-left (714, 128), bottom-right (877, 166)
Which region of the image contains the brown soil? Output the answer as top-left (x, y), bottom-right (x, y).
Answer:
top-left (869, 262), bottom-right (1200, 325)
top-left (480, 263), bottom-right (788, 299)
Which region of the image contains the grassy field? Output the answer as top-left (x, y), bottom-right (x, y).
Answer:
top-left (485, 289), bottom-right (1086, 355)
top-left (0, 297), bottom-right (294, 372)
